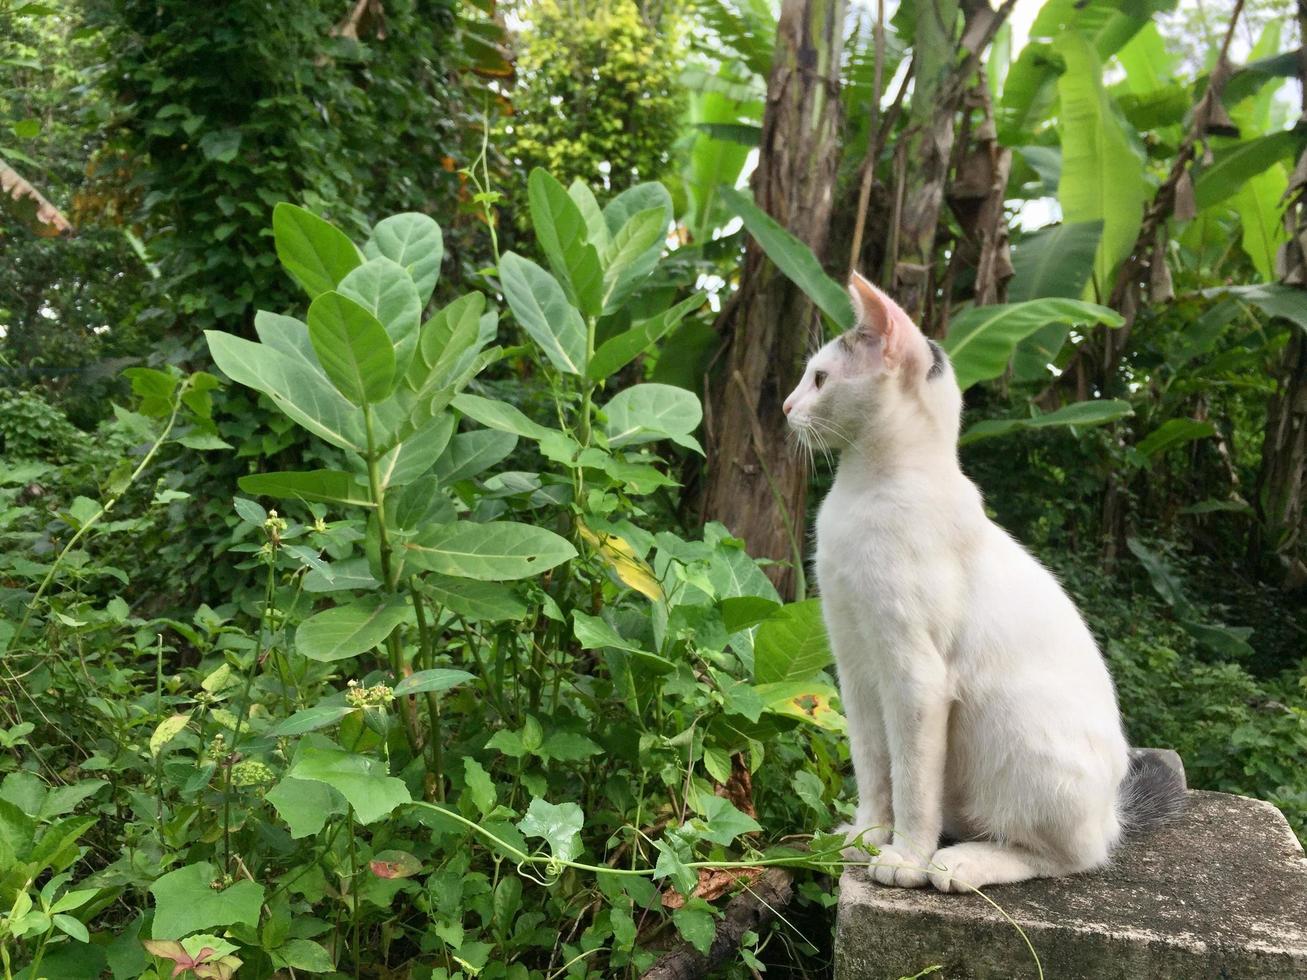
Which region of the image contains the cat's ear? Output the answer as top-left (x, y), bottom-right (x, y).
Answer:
top-left (848, 272), bottom-right (913, 368)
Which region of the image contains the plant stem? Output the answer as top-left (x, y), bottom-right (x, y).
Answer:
top-left (364, 406), bottom-right (423, 756)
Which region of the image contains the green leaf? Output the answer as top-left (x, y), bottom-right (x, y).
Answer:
top-left (307, 291), bottom-right (397, 406)
top-left (338, 257), bottom-right (421, 378)
top-left (402, 521), bottom-right (577, 581)
top-left (753, 600), bottom-right (831, 684)
top-left (393, 669), bottom-right (474, 697)
top-left (587, 294), bottom-right (705, 381)
top-left (450, 392), bottom-right (562, 442)
top-left (434, 429), bottom-right (518, 484)
top-left (1231, 162), bottom-right (1289, 283)
top-left (364, 212), bottom-right (443, 305)
top-left (303, 557), bottom-right (381, 593)
top-left (267, 776), bottom-right (343, 838)
top-left (603, 383), bottom-right (702, 451)
top-left (572, 612), bottom-right (644, 654)
top-left (1194, 131), bottom-right (1303, 210)
top-left (376, 413), bottom-right (456, 489)
top-left (1008, 222), bottom-right (1103, 303)
top-left (267, 704), bottom-right (357, 737)
top-left (1203, 283), bottom-right (1307, 333)
top-left (1135, 419), bottom-right (1216, 457)
top-left (528, 168), bottom-right (603, 316)
top-left (52, 912), bottom-right (89, 943)
top-left (238, 470), bottom-right (372, 507)
top-left (149, 713), bottom-right (190, 757)
top-left (719, 186), bottom-right (854, 329)
top-left (295, 597), bottom-right (409, 663)
top-left (672, 907), bottom-right (716, 955)
top-left (288, 746), bottom-right (411, 824)
top-left (498, 252), bottom-right (587, 375)
top-left (653, 838), bottom-right (696, 895)
top-left (1054, 32), bottom-right (1148, 295)
top-left (693, 794), bottom-right (761, 845)
top-left (271, 938), bottom-right (336, 973)
top-left (942, 299), bottom-right (1124, 391)
top-left (601, 207), bottom-right (667, 313)
top-left (516, 797), bottom-right (584, 862)
top-left (273, 203), bottom-right (361, 298)
top-left (959, 399), bottom-right (1134, 446)
top-left (150, 862), bottom-right (265, 940)
top-left (567, 179), bottom-right (610, 252)
top-left (412, 292), bottom-right (486, 391)
top-left (205, 331), bottom-right (365, 452)
top-left (423, 574), bottom-right (529, 622)
top-left (461, 759), bottom-right (497, 817)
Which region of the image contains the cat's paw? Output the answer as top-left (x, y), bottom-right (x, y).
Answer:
top-left (926, 844), bottom-right (990, 893)
top-left (868, 844), bottom-right (929, 889)
top-left (834, 820), bottom-right (891, 862)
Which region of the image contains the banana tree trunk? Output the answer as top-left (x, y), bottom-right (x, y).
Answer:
top-left (1254, 4), bottom-right (1307, 588)
top-left (701, 0), bottom-right (846, 599)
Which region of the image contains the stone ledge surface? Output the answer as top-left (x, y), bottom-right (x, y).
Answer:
top-left (835, 790), bottom-right (1307, 979)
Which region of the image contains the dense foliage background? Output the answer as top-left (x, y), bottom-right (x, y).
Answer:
top-left (1, 0), bottom-right (1305, 976)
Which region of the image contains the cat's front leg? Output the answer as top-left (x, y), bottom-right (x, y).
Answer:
top-left (828, 621), bottom-right (893, 857)
top-left (869, 640), bottom-right (949, 889)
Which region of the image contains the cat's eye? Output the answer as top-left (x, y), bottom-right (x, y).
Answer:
top-left (814, 370), bottom-right (828, 390)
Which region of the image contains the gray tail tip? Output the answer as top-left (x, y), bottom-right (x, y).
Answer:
top-left (1121, 749), bottom-right (1188, 834)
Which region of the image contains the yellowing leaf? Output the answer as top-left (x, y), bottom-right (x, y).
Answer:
top-left (150, 713), bottom-right (192, 757)
top-left (578, 524), bottom-right (662, 601)
top-left (754, 681), bottom-right (846, 733)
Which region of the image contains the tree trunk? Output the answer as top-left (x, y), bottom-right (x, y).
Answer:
top-left (701, 0), bottom-right (846, 599)
top-left (1253, 2), bottom-right (1307, 590)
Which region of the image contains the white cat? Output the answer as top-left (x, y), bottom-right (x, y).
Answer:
top-left (783, 274), bottom-right (1184, 892)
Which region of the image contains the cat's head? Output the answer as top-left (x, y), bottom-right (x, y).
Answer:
top-left (782, 273), bottom-right (962, 457)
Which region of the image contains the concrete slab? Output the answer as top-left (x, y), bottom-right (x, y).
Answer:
top-left (835, 790), bottom-right (1307, 979)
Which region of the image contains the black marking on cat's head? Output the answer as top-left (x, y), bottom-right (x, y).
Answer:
top-left (926, 340), bottom-right (945, 380)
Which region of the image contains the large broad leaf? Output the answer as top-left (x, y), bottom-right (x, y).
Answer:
top-left (307, 291), bottom-right (396, 406)
top-left (1008, 222), bottom-right (1103, 302)
top-left (238, 470), bottom-right (373, 507)
top-left (450, 392), bottom-right (561, 442)
top-left (603, 383), bottom-right (702, 452)
top-left (498, 252), bottom-right (587, 375)
top-left (1054, 32), bottom-right (1148, 296)
top-left (410, 292), bottom-right (486, 393)
top-left (422, 574), bottom-right (529, 621)
top-left (1204, 283), bottom-right (1307, 333)
top-left (337, 257), bottom-right (421, 379)
top-left (273, 203), bottom-right (361, 298)
top-left (516, 797), bottom-right (583, 863)
top-left (587, 294), bottom-right (705, 381)
top-left (295, 597), bottom-right (409, 663)
top-left (205, 331), bottom-right (365, 452)
top-left (434, 428), bottom-right (518, 484)
top-left (568, 179), bottom-right (610, 253)
top-left (1125, 538), bottom-right (1254, 657)
top-left (753, 600), bottom-right (832, 685)
top-left (942, 298), bottom-right (1123, 390)
top-left (150, 862), bottom-right (265, 940)
top-left (719, 186), bottom-right (854, 329)
top-left (959, 399), bottom-right (1133, 446)
top-left (288, 747), bottom-right (411, 825)
top-left (1135, 418), bottom-right (1216, 457)
top-left (402, 521), bottom-right (577, 581)
top-left (394, 668), bottom-right (474, 697)
top-left (685, 72), bottom-right (759, 242)
top-left (267, 776), bottom-right (343, 838)
top-left (1194, 131), bottom-right (1303, 211)
top-left (601, 206), bottom-right (667, 314)
top-left (1231, 162), bottom-right (1290, 283)
top-left (374, 413), bottom-right (455, 490)
top-left (1008, 222), bottom-right (1107, 380)
top-left (528, 169), bottom-right (603, 316)
top-left (363, 212), bottom-right (443, 305)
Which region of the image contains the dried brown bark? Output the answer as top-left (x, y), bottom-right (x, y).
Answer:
top-left (885, 0), bottom-right (1017, 332)
top-left (640, 868), bottom-right (795, 980)
top-left (0, 157), bottom-right (73, 238)
top-left (701, 0), bottom-right (847, 599)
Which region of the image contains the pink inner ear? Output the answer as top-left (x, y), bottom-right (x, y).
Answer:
top-left (848, 272), bottom-right (915, 365)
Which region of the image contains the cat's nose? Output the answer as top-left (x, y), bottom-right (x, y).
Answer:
top-left (782, 397), bottom-right (793, 416)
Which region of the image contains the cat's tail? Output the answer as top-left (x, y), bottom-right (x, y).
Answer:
top-left (1118, 749), bottom-right (1187, 835)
